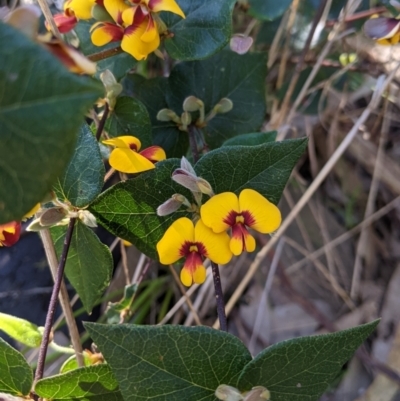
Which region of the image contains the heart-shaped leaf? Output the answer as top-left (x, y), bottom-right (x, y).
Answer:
top-left (85, 323), bottom-right (252, 401)
top-left (237, 320), bottom-right (379, 401)
top-left (195, 138), bottom-right (308, 204)
top-left (0, 23), bottom-right (102, 223)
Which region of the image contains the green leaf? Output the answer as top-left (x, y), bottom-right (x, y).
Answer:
top-left (0, 313), bottom-right (42, 348)
top-left (0, 337), bottom-right (32, 396)
top-left (166, 51), bottom-right (267, 149)
top-left (85, 323), bottom-right (252, 401)
top-left (35, 364), bottom-right (123, 401)
top-left (105, 96), bottom-right (152, 148)
top-left (162, 0), bottom-right (236, 60)
top-left (195, 138), bottom-right (308, 204)
top-left (51, 220), bottom-right (113, 313)
top-left (122, 74), bottom-right (188, 157)
top-left (222, 131), bottom-right (277, 147)
top-left (237, 320), bottom-right (379, 401)
top-left (59, 352), bottom-right (93, 374)
top-left (54, 124), bottom-right (105, 208)
top-left (0, 23), bottom-right (102, 223)
top-left (248, 0), bottom-right (292, 21)
top-left (90, 159), bottom-right (191, 260)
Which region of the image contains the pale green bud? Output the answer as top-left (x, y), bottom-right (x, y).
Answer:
top-left (214, 98), bottom-right (233, 114)
top-left (181, 111), bottom-right (192, 127)
top-left (183, 96), bottom-right (204, 112)
top-left (215, 385), bottom-right (243, 401)
top-left (157, 108), bottom-right (180, 123)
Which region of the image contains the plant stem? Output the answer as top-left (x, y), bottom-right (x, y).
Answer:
top-left (87, 46), bottom-right (123, 62)
top-left (188, 125), bottom-right (200, 163)
top-left (38, 228), bottom-right (84, 367)
top-left (96, 103), bottom-right (109, 141)
top-left (210, 262), bottom-right (227, 332)
top-left (34, 218), bottom-right (76, 385)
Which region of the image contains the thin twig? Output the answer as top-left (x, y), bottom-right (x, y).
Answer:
top-left (38, 227), bottom-right (83, 367)
top-left (188, 125), bottom-right (200, 163)
top-left (36, 0), bottom-right (61, 40)
top-left (287, 196), bottom-right (400, 275)
top-left (96, 103), bottom-right (109, 142)
top-left (120, 240), bottom-right (131, 286)
top-left (350, 95), bottom-right (392, 299)
top-left (213, 71), bottom-right (398, 329)
top-left (87, 46), bottom-right (123, 62)
top-left (34, 218), bottom-right (76, 386)
top-left (211, 262), bottom-right (227, 331)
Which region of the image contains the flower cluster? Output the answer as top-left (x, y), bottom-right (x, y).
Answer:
top-left (54, 0), bottom-right (185, 60)
top-left (156, 159), bottom-right (282, 287)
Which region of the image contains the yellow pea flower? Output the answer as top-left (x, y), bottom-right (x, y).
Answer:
top-left (103, 135), bottom-right (166, 174)
top-left (157, 217), bottom-right (232, 287)
top-left (200, 189), bottom-right (281, 256)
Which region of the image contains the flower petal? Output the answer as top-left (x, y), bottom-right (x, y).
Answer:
top-left (157, 217), bottom-right (194, 265)
top-left (239, 189), bottom-right (281, 234)
top-left (200, 192), bottom-right (239, 233)
top-left (51, 13), bottom-right (78, 33)
top-left (194, 219), bottom-right (232, 265)
top-left (148, 0), bottom-right (185, 18)
top-left (67, 0), bottom-right (96, 19)
top-left (181, 253), bottom-right (206, 287)
top-left (140, 15), bottom-right (157, 42)
top-left (103, 135), bottom-right (141, 150)
top-left (139, 145), bottom-right (166, 162)
top-left (109, 147), bottom-right (155, 173)
top-left (121, 16), bottom-right (160, 60)
top-left (104, 0), bottom-right (130, 24)
top-left (364, 17), bottom-right (400, 40)
top-left (230, 224), bottom-right (255, 255)
top-left (0, 222), bottom-right (21, 247)
top-left (91, 22), bottom-right (123, 46)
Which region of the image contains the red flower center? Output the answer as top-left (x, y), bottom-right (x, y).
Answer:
top-left (223, 210), bottom-right (255, 227)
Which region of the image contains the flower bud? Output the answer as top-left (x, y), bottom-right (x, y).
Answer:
top-left (180, 111), bottom-right (192, 127)
top-left (40, 207), bottom-right (67, 227)
top-left (197, 177), bottom-right (214, 196)
top-left (214, 98), bottom-right (233, 114)
top-left (215, 385), bottom-right (243, 401)
top-left (100, 70), bottom-right (123, 109)
top-left (172, 172), bottom-right (201, 193)
top-left (157, 195), bottom-right (187, 216)
top-left (243, 386), bottom-right (270, 401)
top-left (230, 34), bottom-right (253, 55)
top-left (157, 108), bottom-right (180, 123)
top-left (78, 210), bottom-right (97, 227)
top-left (183, 96), bottom-right (203, 112)
top-left (180, 156), bottom-right (196, 176)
